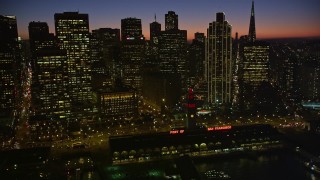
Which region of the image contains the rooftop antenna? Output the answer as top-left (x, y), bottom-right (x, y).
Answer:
top-left (154, 14), bottom-right (157, 22)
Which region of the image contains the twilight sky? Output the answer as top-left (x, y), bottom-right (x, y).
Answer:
top-left (1, 0), bottom-right (320, 40)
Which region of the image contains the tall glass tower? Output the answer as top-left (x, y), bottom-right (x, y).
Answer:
top-left (0, 15), bottom-right (19, 119)
top-left (205, 12), bottom-right (232, 104)
top-left (121, 18), bottom-right (145, 92)
top-left (54, 12), bottom-right (92, 115)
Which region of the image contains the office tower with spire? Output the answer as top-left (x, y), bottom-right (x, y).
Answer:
top-left (165, 11), bottom-right (178, 30)
top-left (121, 18), bottom-right (145, 92)
top-left (0, 15), bottom-right (20, 119)
top-left (248, 0), bottom-right (256, 43)
top-left (242, 1), bottom-right (270, 89)
top-left (205, 12), bottom-right (232, 105)
top-left (150, 15), bottom-right (161, 45)
top-left (54, 12), bottom-right (92, 118)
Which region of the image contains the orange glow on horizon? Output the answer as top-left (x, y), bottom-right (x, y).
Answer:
top-left (18, 26), bottom-right (320, 41)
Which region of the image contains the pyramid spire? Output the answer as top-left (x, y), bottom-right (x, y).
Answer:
top-left (248, 0), bottom-right (256, 42)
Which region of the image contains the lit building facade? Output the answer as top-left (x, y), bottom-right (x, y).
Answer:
top-left (93, 88), bottom-right (138, 117)
top-left (110, 124), bottom-right (282, 163)
top-left (205, 12), bottom-right (232, 104)
top-left (54, 12), bottom-right (92, 108)
top-left (28, 22), bottom-right (57, 69)
top-left (121, 18), bottom-right (145, 91)
top-left (121, 18), bottom-right (143, 41)
top-left (165, 11), bottom-right (178, 30)
top-left (33, 49), bottom-right (70, 120)
top-left (158, 29), bottom-right (187, 78)
top-left (150, 18), bottom-right (161, 45)
top-left (243, 43), bottom-right (269, 88)
top-left (0, 15), bottom-right (19, 118)
top-left (241, 1), bottom-right (269, 89)
top-left (29, 22), bottom-right (58, 107)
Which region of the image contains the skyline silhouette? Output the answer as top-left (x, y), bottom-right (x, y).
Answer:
top-left (1, 0), bottom-right (320, 40)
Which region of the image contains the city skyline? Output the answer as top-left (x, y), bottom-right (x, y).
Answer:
top-left (1, 0), bottom-right (320, 40)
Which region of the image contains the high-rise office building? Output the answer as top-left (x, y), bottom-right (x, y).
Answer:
top-left (121, 18), bottom-right (145, 91)
top-left (121, 17), bottom-right (143, 41)
top-left (54, 12), bottom-right (92, 111)
top-left (28, 22), bottom-right (57, 75)
top-left (28, 22), bottom-right (59, 115)
top-left (232, 32), bottom-right (240, 105)
top-left (243, 42), bottom-right (269, 88)
top-left (150, 16), bottom-right (161, 45)
top-left (165, 11), bottom-right (178, 30)
top-left (242, 1), bottom-right (270, 89)
top-left (28, 22), bottom-right (49, 53)
top-left (158, 29), bottom-right (187, 78)
top-left (0, 15), bottom-right (19, 119)
top-left (188, 33), bottom-right (205, 81)
top-left (205, 12), bottom-right (232, 104)
top-left (33, 49), bottom-right (70, 120)
top-left (248, 0), bottom-right (256, 43)
top-left (90, 28), bottom-right (120, 88)
top-left (159, 11), bottom-right (187, 92)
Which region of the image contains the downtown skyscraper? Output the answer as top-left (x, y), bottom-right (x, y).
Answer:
top-left (33, 49), bottom-right (71, 119)
top-left (159, 11), bottom-right (187, 81)
top-left (150, 16), bottom-right (161, 45)
top-left (28, 21), bottom-right (71, 120)
top-left (0, 15), bottom-right (20, 119)
top-left (242, 1), bottom-right (270, 89)
top-left (28, 22), bottom-right (51, 56)
top-left (54, 12), bottom-right (92, 117)
top-left (90, 28), bottom-right (120, 88)
top-left (243, 42), bottom-right (269, 88)
top-left (188, 32), bottom-right (205, 81)
top-left (165, 11), bottom-right (178, 30)
top-left (205, 12), bottom-right (232, 104)
top-left (120, 18), bottom-right (145, 92)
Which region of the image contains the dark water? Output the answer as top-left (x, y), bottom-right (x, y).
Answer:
top-left (193, 151), bottom-right (320, 180)
top-left (103, 150), bottom-right (320, 180)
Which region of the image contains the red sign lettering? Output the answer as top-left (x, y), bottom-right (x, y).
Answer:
top-left (207, 126), bottom-right (232, 131)
top-left (170, 129), bottom-right (185, 134)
